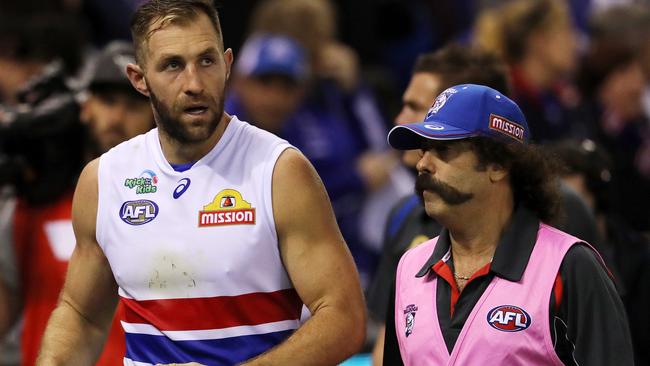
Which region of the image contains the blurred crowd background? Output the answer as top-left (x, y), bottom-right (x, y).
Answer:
top-left (0, 0), bottom-right (649, 365)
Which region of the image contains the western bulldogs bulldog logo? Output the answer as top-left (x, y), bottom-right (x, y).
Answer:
top-left (487, 305), bottom-right (531, 332)
top-left (403, 304), bottom-right (418, 337)
top-left (426, 87), bottom-right (458, 119)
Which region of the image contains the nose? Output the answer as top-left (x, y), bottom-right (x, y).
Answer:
top-left (395, 107), bottom-right (414, 126)
top-left (183, 64), bottom-right (204, 96)
top-left (415, 150), bottom-right (435, 175)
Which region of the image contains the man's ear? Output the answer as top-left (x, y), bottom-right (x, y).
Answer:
top-left (224, 48), bottom-right (234, 81)
top-left (488, 163), bottom-right (509, 183)
top-left (126, 63), bottom-right (150, 97)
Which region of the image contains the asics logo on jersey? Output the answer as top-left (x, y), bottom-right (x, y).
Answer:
top-left (173, 178), bottom-right (191, 199)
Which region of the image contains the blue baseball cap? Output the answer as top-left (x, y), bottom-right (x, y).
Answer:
top-left (235, 34), bottom-right (308, 82)
top-left (388, 84), bottom-right (529, 149)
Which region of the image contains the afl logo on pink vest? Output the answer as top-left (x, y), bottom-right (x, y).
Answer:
top-left (487, 305), bottom-right (531, 332)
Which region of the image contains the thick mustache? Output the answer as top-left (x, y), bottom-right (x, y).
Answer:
top-left (415, 173), bottom-right (473, 205)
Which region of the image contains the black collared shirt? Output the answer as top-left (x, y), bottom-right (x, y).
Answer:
top-left (383, 207), bottom-right (634, 366)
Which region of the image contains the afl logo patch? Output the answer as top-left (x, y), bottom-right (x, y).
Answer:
top-left (487, 305), bottom-right (531, 332)
top-left (120, 200), bottom-right (159, 225)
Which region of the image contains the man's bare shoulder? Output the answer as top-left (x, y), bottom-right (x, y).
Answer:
top-left (71, 159), bottom-right (100, 241)
top-left (273, 148), bottom-right (323, 188)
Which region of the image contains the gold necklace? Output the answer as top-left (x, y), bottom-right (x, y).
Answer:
top-left (453, 257), bottom-right (493, 282)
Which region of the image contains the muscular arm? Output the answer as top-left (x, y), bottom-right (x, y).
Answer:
top-left (36, 159), bottom-right (118, 365)
top-left (244, 148), bottom-right (366, 365)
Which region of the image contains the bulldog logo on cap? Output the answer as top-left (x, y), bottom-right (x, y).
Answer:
top-left (426, 87), bottom-right (458, 118)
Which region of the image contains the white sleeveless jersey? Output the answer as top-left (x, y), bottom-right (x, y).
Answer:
top-left (97, 116), bottom-right (302, 366)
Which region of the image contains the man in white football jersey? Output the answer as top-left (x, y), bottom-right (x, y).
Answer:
top-left (36, 0), bottom-right (366, 365)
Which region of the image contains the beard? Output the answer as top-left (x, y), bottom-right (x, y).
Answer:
top-left (415, 173), bottom-right (474, 205)
top-left (148, 87), bottom-right (225, 145)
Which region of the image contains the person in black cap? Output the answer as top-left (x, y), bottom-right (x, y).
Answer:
top-left (0, 41), bottom-right (154, 366)
top-left (383, 84), bottom-right (633, 365)
top-left (80, 40), bottom-right (155, 157)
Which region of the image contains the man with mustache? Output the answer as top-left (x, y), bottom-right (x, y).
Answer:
top-left (382, 84), bottom-right (633, 365)
top-left (35, 0), bottom-right (365, 365)
top-left (368, 45), bottom-right (602, 365)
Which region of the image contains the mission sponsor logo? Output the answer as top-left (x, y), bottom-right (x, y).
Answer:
top-left (120, 199), bottom-right (159, 225)
top-left (199, 189), bottom-right (255, 227)
top-left (489, 114), bottom-right (525, 142)
top-left (487, 305), bottom-right (531, 332)
top-left (124, 169), bottom-right (158, 194)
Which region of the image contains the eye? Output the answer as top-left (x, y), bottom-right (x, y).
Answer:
top-left (200, 57), bottom-right (214, 66)
top-left (166, 60), bottom-right (181, 71)
top-left (434, 145), bottom-right (449, 154)
top-left (431, 144), bottom-right (454, 161)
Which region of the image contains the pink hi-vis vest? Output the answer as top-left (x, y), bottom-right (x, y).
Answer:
top-left (395, 224), bottom-right (584, 365)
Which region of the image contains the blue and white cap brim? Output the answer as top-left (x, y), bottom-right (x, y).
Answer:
top-left (388, 121), bottom-right (475, 150)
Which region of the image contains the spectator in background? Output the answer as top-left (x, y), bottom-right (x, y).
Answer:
top-left (249, 0), bottom-right (356, 92)
top-left (474, 0), bottom-right (580, 143)
top-left (0, 41), bottom-right (155, 366)
top-left (573, 4), bottom-right (650, 232)
top-left (0, 13), bottom-right (85, 106)
top-left (227, 34), bottom-right (309, 136)
top-left (0, 13), bottom-right (87, 365)
top-left (246, 0), bottom-right (410, 285)
top-left (551, 139), bottom-right (650, 365)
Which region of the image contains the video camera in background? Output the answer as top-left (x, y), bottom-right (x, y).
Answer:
top-left (0, 62), bottom-right (85, 205)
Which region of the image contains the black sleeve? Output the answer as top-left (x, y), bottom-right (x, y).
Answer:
top-left (367, 197), bottom-right (412, 321)
top-left (553, 244), bottom-right (634, 366)
top-left (383, 277), bottom-right (404, 366)
top-left (367, 238), bottom-right (401, 322)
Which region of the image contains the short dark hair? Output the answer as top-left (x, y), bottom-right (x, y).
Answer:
top-left (470, 137), bottom-right (561, 223)
top-left (131, 0), bottom-right (223, 65)
top-left (413, 44), bottom-right (510, 95)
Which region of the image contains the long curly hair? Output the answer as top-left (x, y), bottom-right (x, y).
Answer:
top-left (470, 137), bottom-right (562, 223)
